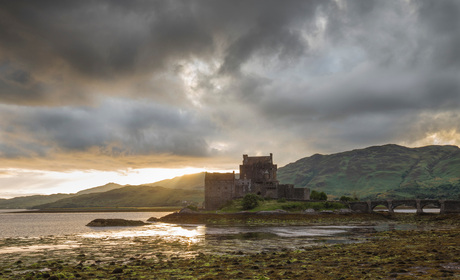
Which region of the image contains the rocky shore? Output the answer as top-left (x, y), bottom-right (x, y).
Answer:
top-left (86, 218), bottom-right (148, 227)
top-left (0, 213), bottom-right (458, 279)
top-left (157, 210), bottom-right (459, 226)
top-left (0, 226), bottom-right (458, 279)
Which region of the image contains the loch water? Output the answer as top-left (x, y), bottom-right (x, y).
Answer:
top-left (0, 210), bottom-right (426, 257)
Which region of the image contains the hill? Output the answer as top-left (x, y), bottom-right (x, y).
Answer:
top-left (144, 172), bottom-right (205, 190)
top-left (76, 182), bottom-right (124, 195)
top-left (0, 174), bottom-right (205, 209)
top-left (34, 185), bottom-right (203, 209)
top-left (277, 144), bottom-right (460, 200)
top-left (0, 193), bottom-right (75, 209)
top-left (0, 183), bottom-right (125, 209)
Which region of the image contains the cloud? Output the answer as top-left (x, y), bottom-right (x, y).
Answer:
top-left (0, 0), bottom-right (459, 172)
top-left (0, 98), bottom-right (214, 159)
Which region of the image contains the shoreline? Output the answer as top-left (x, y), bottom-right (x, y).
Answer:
top-left (6, 207), bottom-right (181, 213)
top-left (0, 216), bottom-right (458, 279)
top-left (158, 211), bottom-right (460, 226)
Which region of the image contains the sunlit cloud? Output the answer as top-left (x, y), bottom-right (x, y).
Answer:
top-left (0, 0), bottom-right (459, 196)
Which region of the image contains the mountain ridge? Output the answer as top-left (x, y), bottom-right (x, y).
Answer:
top-left (1, 144), bottom-right (459, 209)
top-left (34, 185), bottom-right (203, 209)
top-left (277, 144), bottom-right (460, 199)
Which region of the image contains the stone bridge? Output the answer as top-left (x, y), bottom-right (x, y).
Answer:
top-left (348, 199), bottom-right (460, 214)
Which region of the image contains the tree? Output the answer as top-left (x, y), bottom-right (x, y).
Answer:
top-left (242, 193), bottom-right (260, 210)
top-left (311, 190), bottom-right (327, 201)
top-left (340, 195), bottom-right (357, 202)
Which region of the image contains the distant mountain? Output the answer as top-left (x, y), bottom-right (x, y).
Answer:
top-left (0, 173), bottom-right (205, 209)
top-left (0, 193), bottom-right (75, 209)
top-left (34, 186), bottom-right (203, 208)
top-left (0, 182), bottom-right (124, 209)
top-left (144, 172), bottom-right (205, 191)
top-left (277, 144), bottom-right (460, 200)
top-left (76, 182), bottom-right (124, 195)
top-left (5, 144), bottom-right (458, 208)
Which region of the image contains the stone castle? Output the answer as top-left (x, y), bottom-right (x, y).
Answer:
top-left (205, 154), bottom-right (310, 210)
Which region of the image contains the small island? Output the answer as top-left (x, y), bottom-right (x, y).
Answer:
top-left (86, 219), bottom-right (148, 227)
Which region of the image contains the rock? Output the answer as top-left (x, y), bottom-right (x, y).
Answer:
top-left (179, 207), bottom-right (197, 214)
top-left (256, 209), bottom-right (289, 215)
top-left (86, 219), bottom-right (147, 227)
top-left (147, 217), bottom-right (159, 222)
top-left (302, 209), bottom-right (316, 214)
top-left (320, 210), bottom-right (334, 214)
top-left (48, 276), bottom-right (59, 280)
top-left (112, 268), bottom-right (124, 274)
top-left (337, 208), bottom-right (353, 214)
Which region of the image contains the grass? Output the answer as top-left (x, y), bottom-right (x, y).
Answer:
top-left (218, 198), bottom-right (347, 213)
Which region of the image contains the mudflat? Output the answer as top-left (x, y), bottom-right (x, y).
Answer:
top-left (0, 213), bottom-right (458, 279)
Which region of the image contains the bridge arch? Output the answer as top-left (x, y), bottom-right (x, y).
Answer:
top-left (419, 200), bottom-right (441, 213)
top-left (348, 199), bottom-right (459, 214)
top-left (370, 200), bottom-right (391, 213)
top-left (391, 200), bottom-right (419, 213)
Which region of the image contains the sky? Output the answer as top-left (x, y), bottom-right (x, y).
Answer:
top-left (0, 0), bottom-right (459, 198)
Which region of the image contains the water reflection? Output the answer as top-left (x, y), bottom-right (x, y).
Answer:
top-left (82, 223), bottom-right (206, 244)
top-left (77, 223), bottom-right (374, 254)
top-left (0, 222), bottom-right (426, 257)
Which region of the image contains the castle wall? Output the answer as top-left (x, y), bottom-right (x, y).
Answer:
top-left (234, 178), bottom-right (251, 198)
top-left (292, 187), bottom-right (310, 200)
top-left (204, 172), bottom-right (235, 210)
top-left (263, 181), bottom-right (279, 199)
top-left (278, 184), bottom-right (310, 200)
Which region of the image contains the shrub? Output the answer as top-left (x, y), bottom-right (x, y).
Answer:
top-left (311, 190), bottom-right (328, 201)
top-left (242, 193), bottom-right (260, 210)
top-left (340, 196), bottom-right (352, 202)
top-left (281, 201), bottom-right (345, 211)
top-left (186, 204), bottom-right (198, 211)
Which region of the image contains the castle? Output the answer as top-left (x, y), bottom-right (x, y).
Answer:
top-left (205, 154), bottom-right (310, 210)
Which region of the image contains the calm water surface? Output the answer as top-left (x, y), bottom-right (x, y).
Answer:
top-left (0, 210), bottom-right (167, 238)
top-left (0, 210), bottom-right (425, 257)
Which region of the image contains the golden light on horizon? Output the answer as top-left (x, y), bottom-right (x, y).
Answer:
top-left (408, 129), bottom-right (460, 148)
top-left (0, 167), bottom-right (235, 198)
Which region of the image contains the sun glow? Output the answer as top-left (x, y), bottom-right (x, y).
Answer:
top-left (82, 223), bottom-right (206, 244)
top-left (0, 167), bottom-right (211, 198)
top-left (408, 129), bottom-right (460, 148)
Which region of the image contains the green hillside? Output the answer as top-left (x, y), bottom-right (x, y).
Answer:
top-left (34, 185), bottom-right (203, 209)
top-left (0, 174), bottom-right (205, 209)
top-left (277, 144), bottom-right (460, 200)
top-left (144, 172), bottom-right (205, 190)
top-left (0, 183), bottom-right (125, 209)
top-left (0, 193), bottom-right (75, 209)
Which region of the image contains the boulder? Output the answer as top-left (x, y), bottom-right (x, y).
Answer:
top-left (86, 219), bottom-right (147, 227)
top-left (147, 217), bottom-right (159, 222)
top-left (336, 208), bottom-right (353, 214)
top-left (302, 209), bottom-right (316, 214)
top-left (179, 207), bottom-right (198, 214)
top-left (256, 209), bottom-right (289, 215)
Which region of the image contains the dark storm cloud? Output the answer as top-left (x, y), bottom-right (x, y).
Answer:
top-left (0, 0), bottom-right (324, 105)
top-left (0, 0), bottom-right (459, 168)
top-left (0, 99), bottom-right (213, 158)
